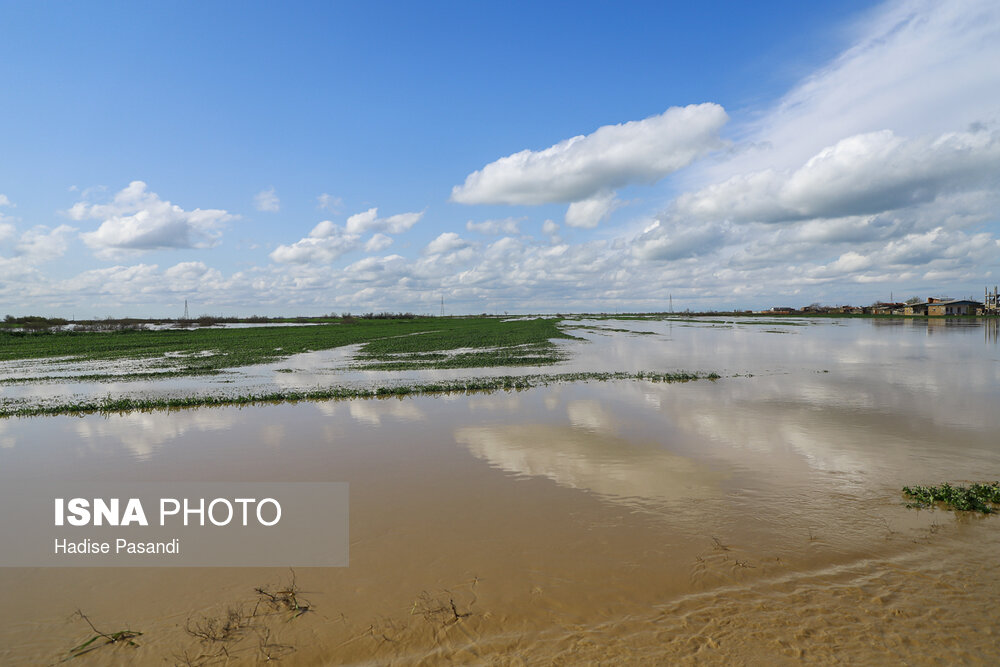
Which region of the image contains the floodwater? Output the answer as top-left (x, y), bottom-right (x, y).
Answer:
top-left (1, 317), bottom-right (999, 664)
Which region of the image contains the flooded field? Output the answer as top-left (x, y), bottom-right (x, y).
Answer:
top-left (1, 317), bottom-right (999, 664)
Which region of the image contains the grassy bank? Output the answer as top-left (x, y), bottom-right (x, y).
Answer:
top-left (0, 371), bottom-right (717, 418)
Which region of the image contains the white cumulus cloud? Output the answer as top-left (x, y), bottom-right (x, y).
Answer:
top-left (707, 0), bottom-right (1000, 181)
top-left (317, 193), bottom-right (343, 212)
top-left (254, 187), bottom-right (280, 212)
top-left (345, 207), bottom-right (423, 235)
top-left (541, 219), bottom-right (561, 243)
top-left (451, 103), bottom-right (728, 205)
top-left (564, 191), bottom-right (623, 228)
top-left (673, 127), bottom-right (1000, 225)
top-left (0, 195), bottom-right (15, 227)
top-left (8, 0), bottom-right (1000, 315)
top-left (270, 219), bottom-right (360, 264)
top-left (270, 207), bottom-right (422, 265)
top-left (16, 225), bottom-right (76, 262)
top-left (425, 232), bottom-right (471, 255)
top-left (365, 233), bottom-right (393, 252)
top-left (73, 181), bottom-right (234, 259)
top-left (631, 219), bottom-right (730, 262)
top-left (807, 227), bottom-right (999, 281)
top-left (163, 261), bottom-right (226, 291)
top-left (466, 217), bottom-right (522, 235)
top-left (0, 224), bottom-right (76, 273)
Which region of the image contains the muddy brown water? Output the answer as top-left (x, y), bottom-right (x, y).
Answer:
top-left (1, 317), bottom-right (999, 664)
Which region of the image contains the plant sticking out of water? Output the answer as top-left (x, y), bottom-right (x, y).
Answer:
top-left (176, 571), bottom-right (310, 665)
top-left (902, 481), bottom-right (1000, 514)
top-left (410, 591), bottom-right (473, 627)
top-left (255, 626), bottom-right (296, 662)
top-left (64, 610), bottom-right (142, 660)
top-left (255, 570), bottom-right (311, 618)
top-left (185, 605), bottom-right (255, 643)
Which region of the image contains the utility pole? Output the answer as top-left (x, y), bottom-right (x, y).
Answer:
top-left (440, 294), bottom-right (444, 317)
top-left (669, 294), bottom-right (673, 314)
top-left (183, 299), bottom-right (189, 320)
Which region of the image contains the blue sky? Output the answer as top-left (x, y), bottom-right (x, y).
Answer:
top-left (1, 0), bottom-right (998, 317)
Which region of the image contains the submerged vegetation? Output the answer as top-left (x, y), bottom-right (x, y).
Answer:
top-left (903, 482), bottom-right (1000, 514)
top-left (0, 371), bottom-right (718, 419)
top-left (0, 314), bottom-right (734, 418)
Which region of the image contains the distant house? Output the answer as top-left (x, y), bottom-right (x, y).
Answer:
top-left (865, 302), bottom-right (906, 315)
top-left (769, 306), bottom-right (796, 314)
top-left (926, 299), bottom-right (982, 316)
top-left (902, 296), bottom-right (981, 316)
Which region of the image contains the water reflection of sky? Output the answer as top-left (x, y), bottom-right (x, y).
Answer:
top-left (4, 317), bottom-right (998, 410)
top-left (1, 318), bottom-right (998, 520)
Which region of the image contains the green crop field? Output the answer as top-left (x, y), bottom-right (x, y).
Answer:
top-left (0, 316), bottom-right (727, 418)
top-left (0, 316), bottom-right (578, 381)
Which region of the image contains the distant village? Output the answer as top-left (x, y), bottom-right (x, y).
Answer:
top-left (761, 286), bottom-right (1000, 316)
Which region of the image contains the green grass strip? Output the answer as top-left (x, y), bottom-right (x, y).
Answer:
top-left (0, 369), bottom-right (222, 385)
top-left (0, 370), bottom-right (719, 419)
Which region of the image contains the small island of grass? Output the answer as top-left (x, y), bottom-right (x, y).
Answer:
top-left (903, 481), bottom-right (1000, 514)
